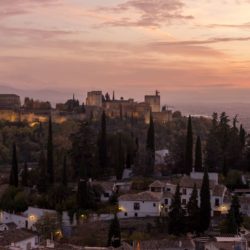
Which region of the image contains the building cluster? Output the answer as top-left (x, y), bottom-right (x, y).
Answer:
top-left (117, 170), bottom-right (229, 219)
top-left (0, 91), bottom-right (173, 124)
top-left (85, 90), bottom-right (172, 123)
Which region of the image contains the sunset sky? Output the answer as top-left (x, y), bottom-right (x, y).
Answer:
top-left (1, 0), bottom-right (250, 104)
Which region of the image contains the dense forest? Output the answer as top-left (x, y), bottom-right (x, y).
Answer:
top-left (0, 111), bottom-right (249, 216)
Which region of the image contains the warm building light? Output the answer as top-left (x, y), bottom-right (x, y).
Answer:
top-left (29, 122), bottom-right (39, 127)
top-left (219, 204), bottom-right (229, 214)
top-left (118, 206), bottom-right (125, 212)
top-left (29, 215), bottom-right (37, 221)
top-left (55, 230), bottom-right (63, 238)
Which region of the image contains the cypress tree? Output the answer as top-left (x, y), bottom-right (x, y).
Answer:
top-left (107, 214), bottom-right (121, 248)
top-left (225, 195), bottom-right (243, 234)
top-left (37, 150), bottom-right (47, 193)
top-left (146, 112), bottom-right (155, 175)
top-left (71, 121), bottom-right (97, 180)
top-left (239, 125), bottom-right (246, 150)
top-left (126, 152), bottom-right (132, 169)
top-left (231, 195), bottom-right (242, 229)
top-left (77, 179), bottom-right (96, 210)
top-left (168, 184), bottom-right (186, 235)
top-left (187, 184), bottom-right (200, 233)
top-left (115, 134), bottom-right (124, 180)
top-left (47, 116), bottom-right (54, 185)
top-left (185, 116), bottom-right (193, 175)
top-left (99, 111), bottom-right (108, 173)
top-left (9, 143), bottom-right (18, 187)
top-left (21, 161), bottom-right (28, 187)
top-left (195, 136), bottom-right (202, 172)
top-left (62, 155), bottom-right (68, 187)
top-left (224, 206), bottom-right (238, 234)
top-left (200, 168), bottom-right (211, 232)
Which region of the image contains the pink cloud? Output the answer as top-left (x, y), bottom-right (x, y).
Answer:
top-left (98, 0), bottom-right (193, 27)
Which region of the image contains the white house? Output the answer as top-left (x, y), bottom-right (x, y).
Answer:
top-left (118, 191), bottom-right (162, 218)
top-left (176, 175), bottom-right (229, 216)
top-left (0, 207), bottom-right (57, 231)
top-left (118, 171), bottom-right (230, 218)
top-left (239, 196), bottom-right (250, 217)
top-left (204, 236), bottom-right (248, 250)
top-left (0, 229), bottom-right (39, 250)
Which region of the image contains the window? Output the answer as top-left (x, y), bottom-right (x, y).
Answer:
top-left (182, 199), bottom-right (186, 205)
top-left (124, 212), bottom-right (127, 217)
top-left (134, 202), bottom-right (140, 210)
top-left (104, 192), bottom-right (110, 198)
top-left (134, 213), bottom-right (138, 217)
top-left (215, 198), bottom-right (220, 207)
top-left (153, 203), bottom-right (156, 207)
top-left (182, 188), bottom-right (187, 195)
top-left (166, 188), bottom-right (171, 192)
top-left (165, 199), bottom-right (168, 205)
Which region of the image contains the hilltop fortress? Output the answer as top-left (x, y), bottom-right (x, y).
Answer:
top-left (85, 90), bottom-right (172, 124)
top-left (0, 91), bottom-right (172, 124)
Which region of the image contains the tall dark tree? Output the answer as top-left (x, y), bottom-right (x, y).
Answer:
top-left (239, 125), bottom-right (246, 150)
top-left (115, 134), bottom-right (125, 180)
top-left (37, 150), bottom-right (47, 193)
top-left (71, 121), bottom-right (97, 179)
top-left (98, 111), bottom-right (108, 173)
top-left (47, 116), bottom-right (54, 185)
top-left (184, 116), bottom-right (193, 175)
top-left (200, 168), bottom-right (211, 232)
top-left (107, 214), bottom-right (121, 248)
top-left (62, 155), bottom-right (68, 187)
top-left (146, 112), bottom-right (155, 175)
top-left (230, 195), bottom-right (242, 229)
top-left (126, 151), bottom-right (132, 169)
top-left (223, 196), bottom-right (242, 235)
top-left (21, 161), bottom-right (28, 187)
top-left (168, 184), bottom-right (186, 235)
top-left (195, 136), bottom-right (202, 172)
top-left (77, 179), bottom-right (96, 210)
top-left (9, 143), bottom-right (18, 187)
top-left (187, 184), bottom-right (200, 233)
top-left (205, 113), bottom-right (223, 171)
top-left (224, 207), bottom-right (237, 234)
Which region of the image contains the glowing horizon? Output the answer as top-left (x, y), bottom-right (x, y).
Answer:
top-left (1, 0), bottom-right (250, 103)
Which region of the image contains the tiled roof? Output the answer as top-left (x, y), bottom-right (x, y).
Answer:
top-left (207, 241), bottom-right (237, 250)
top-left (162, 192), bottom-right (173, 199)
top-left (133, 238), bottom-right (195, 249)
top-left (92, 181), bottom-right (115, 191)
top-left (119, 191), bottom-right (161, 202)
top-left (239, 196), bottom-right (250, 203)
top-left (179, 175), bottom-right (216, 189)
top-left (0, 229), bottom-right (37, 246)
top-left (149, 180), bottom-right (165, 188)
